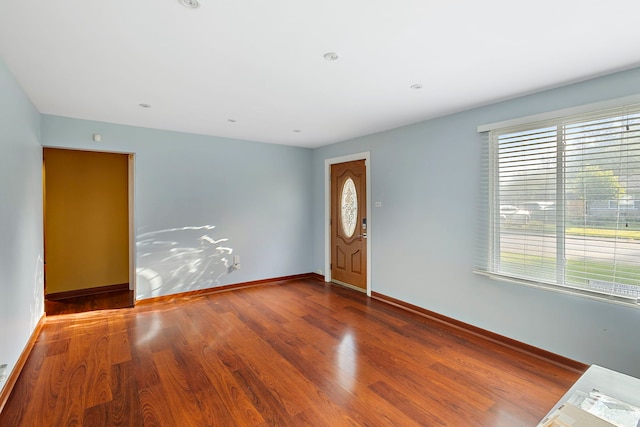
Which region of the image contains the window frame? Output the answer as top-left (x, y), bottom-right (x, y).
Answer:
top-left (476, 100), bottom-right (640, 307)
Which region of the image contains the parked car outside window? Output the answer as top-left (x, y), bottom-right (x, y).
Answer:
top-left (500, 205), bottom-right (530, 224)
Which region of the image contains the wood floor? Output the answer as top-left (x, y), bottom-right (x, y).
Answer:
top-left (45, 290), bottom-right (134, 316)
top-left (1, 279), bottom-right (582, 426)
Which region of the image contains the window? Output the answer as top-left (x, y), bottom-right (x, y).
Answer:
top-left (477, 104), bottom-right (640, 305)
top-left (341, 177), bottom-right (358, 238)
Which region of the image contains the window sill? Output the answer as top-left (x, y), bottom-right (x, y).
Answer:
top-left (474, 270), bottom-right (640, 309)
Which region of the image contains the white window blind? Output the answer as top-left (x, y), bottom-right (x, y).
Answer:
top-left (476, 104), bottom-right (640, 305)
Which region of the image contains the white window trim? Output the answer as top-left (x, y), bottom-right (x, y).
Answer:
top-left (477, 102), bottom-right (640, 307)
top-left (474, 271), bottom-right (640, 308)
top-left (478, 94), bottom-right (640, 133)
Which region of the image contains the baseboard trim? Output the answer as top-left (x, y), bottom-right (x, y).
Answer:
top-left (46, 283), bottom-right (129, 301)
top-left (308, 272), bottom-right (325, 282)
top-left (136, 273), bottom-right (319, 306)
top-left (371, 291), bottom-right (588, 374)
top-left (0, 313), bottom-right (46, 413)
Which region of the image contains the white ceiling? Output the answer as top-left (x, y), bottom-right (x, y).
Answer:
top-left (1, 1), bottom-right (640, 148)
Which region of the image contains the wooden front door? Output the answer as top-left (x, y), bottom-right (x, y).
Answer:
top-left (331, 160), bottom-right (367, 291)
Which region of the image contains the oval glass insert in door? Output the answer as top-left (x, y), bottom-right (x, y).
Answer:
top-left (340, 177), bottom-right (357, 237)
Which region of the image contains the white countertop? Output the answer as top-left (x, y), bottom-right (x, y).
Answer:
top-left (539, 365), bottom-right (640, 426)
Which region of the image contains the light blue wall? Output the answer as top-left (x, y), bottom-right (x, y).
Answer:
top-left (42, 116), bottom-right (313, 299)
top-left (312, 67), bottom-right (640, 377)
top-left (3, 49), bottom-right (639, 387)
top-left (0, 58), bottom-right (44, 393)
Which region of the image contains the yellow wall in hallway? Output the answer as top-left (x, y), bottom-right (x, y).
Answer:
top-left (44, 148), bottom-right (129, 294)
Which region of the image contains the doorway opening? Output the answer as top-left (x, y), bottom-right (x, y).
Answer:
top-left (43, 148), bottom-right (135, 315)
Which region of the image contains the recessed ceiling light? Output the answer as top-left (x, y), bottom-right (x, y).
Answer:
top-left (179, 0), bottom-right (200, 8)
top-left (139, 103), bottom-right (151, 108)
top-left (410, 84), bottom-right (423, 90)
top-left (293, 129), bottom-right (302, 133)
top-left (323, 52), bottom-right (339, 61)
top-left (227, 119), bottom-right (237, 123)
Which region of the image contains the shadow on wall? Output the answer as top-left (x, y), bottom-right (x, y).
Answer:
top-left (136, 225), bottom-right (234, 299)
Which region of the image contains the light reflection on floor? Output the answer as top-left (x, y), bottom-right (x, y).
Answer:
top-left (132, 311), bottom-right (163, 347)
top-left (336, 331), bottom-right (357, 392)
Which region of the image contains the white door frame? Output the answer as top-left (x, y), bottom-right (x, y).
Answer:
top-left (43, 146), bottom-right (137, 303)
top-left (127, 153), bottom-right (136, 300)
top-left (324, 152), bottom-right (371, 296)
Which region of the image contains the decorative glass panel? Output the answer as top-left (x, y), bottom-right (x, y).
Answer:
top-left (341, 177), bottom-right (357, 237)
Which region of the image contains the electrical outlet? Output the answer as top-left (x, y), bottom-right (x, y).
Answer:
top-left (0, 363), bottom-right (7, 382)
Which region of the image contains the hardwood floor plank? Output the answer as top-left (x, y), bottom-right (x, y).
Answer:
top-left (108, 314), bottom-right (132, 365)
top-left (45, 337), bottom-right (70, 357)
top-left (285, 312), bottom-right (479, 425)
top-left (159, 322), bottom-right (216, 395)
top-left (0, 344), bottom-right (47, 425)
top-left (83, 402), bottom-right (108, 427)
top-left (212, 341), bottom-right (247, 372)
top-left (197, 343), bottom-right (266, 426)
top-left (34, 354), bottom-right (69, 427)
top-left (218, 293), bottom-right (375, 424)
top-left (369, 380), bottom-right (448, 426)
top-left (232, 366), bottom-right (294, 426)
top-left (220, 313), bottom-right (316, 417)
top-left (53, 359), bottom-right (88, 426)
top-left (427, 362), bottom-right (505, 411)
top-left (0, 279), bottom-right (583, 426)
top-left (3, 352), bottom-right (66, 427)
top-left (137, 384), bottom-right (177, 427)
top-left (151, 350), bottom-right (209, 427)
top-left (45, 290), bottom-right (133, 316)
top-left (234, 287), bottom-right (291, 326)
top-left (483, 399), bottom-right (539, 427)
top-left (128, 323), bottom-right (162, 391)
top-left (86, 334), bottom-right (113, 408)
top-left (235, 292), bottom-right (448, 426)
top-left (108, 361), bottom-right (142, 427)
